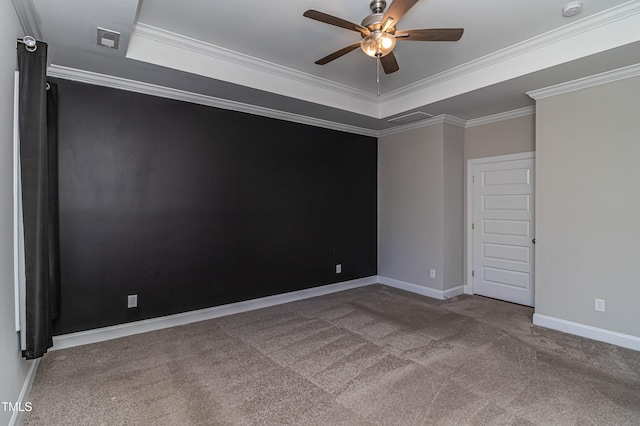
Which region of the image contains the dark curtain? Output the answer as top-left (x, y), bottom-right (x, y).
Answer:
top-left (17, 40), bottom-right (60, 359)
top-left (47, 82), bottom-right (61, 321)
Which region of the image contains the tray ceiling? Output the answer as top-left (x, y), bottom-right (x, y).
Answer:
top-left (22, 0), bottom-right (640, 131)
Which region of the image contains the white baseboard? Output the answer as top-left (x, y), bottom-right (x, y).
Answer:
top-left (443, 285), bottom-right (466, 299)
top-left (377, 276), bottom-right (464, 300)
top-left (52, 276), bottom-right (378, 351)
top-left (9, 358), bottom-right (40, 426)
top-left (533, 313), bottom-right (640, 351)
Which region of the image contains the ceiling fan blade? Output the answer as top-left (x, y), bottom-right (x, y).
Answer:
top-left (380, 52), bottom-right (400, 74)
top-left (303, 10), bottom-right (370, 35)
top-left (380, 0), bottom-right (420, 31)
top-left (395, 28), bottom-right (464, 41)
top-left (315, 42), bottom-right (362, 65)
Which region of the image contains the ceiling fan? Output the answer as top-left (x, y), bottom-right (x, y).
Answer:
top-left (303, 0), bottom-right (464, 75)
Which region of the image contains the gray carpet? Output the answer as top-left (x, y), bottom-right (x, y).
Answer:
top-left (23, 285), bottom-right (640, 425)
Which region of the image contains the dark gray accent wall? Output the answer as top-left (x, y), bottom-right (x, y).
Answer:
top-left (52, 78), bottom-right (377, 335)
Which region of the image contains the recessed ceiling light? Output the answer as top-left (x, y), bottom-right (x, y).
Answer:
top-left (562, 1), bottom-right (583, 17)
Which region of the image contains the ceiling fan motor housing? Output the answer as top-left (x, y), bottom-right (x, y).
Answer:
top-left (362, 13), bottom-right (385, 30)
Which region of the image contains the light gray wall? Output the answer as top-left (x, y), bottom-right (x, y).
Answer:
top-left (378, 124), bottom-right (445, 289)
top-left (462, 115), bottom-right (536, 288)
top-left (535, 76), bottom-right (640, 337)
top-left (378, 122), bottom-right (465, 292)
top-left (0, 3), bottom-right (34, 425)
top-left (465, 114), bottom-right (535, 161)
top-left (443, 124), bottom-right (464, 290)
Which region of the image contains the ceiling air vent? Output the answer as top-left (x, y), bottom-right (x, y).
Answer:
top-left (388, 111), bottom-right (433, 125)
top-left (97, 27), bottom-right (120, 49)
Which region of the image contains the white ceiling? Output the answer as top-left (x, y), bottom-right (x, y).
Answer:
top-left (21, 0), bottom-right (640, 131)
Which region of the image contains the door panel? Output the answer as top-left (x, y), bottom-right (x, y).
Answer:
top-left (483, 243), bottom-right (530, 263)
top-left (473, 158), bottom-right (535, 306)
top-left (483, 194), bottom-right (530, 211)
top-left (482, 267), bottom-right (530, 288)
top-left (483, 219), bottom-right (530, 236)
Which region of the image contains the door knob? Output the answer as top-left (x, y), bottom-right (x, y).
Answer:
top-left (532, 238), bottom-right (536, 244)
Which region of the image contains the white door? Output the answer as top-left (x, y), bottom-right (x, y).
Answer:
top-left (472, 157), bottom-right (535, 306)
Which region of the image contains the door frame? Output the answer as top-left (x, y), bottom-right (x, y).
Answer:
top-left (465, 151), bottom-right (536, 296)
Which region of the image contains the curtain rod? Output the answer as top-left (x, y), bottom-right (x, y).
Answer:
top-left (17, 36), bottom-right (37, 52)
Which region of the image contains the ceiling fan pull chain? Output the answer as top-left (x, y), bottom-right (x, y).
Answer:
top-left (376, 56), bottom-right (380, 96)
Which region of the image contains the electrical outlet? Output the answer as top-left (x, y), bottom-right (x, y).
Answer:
top-left (430, 269), bottom-right (436, 278)
top-left (127, 294), bottom-right (138, 308)
top-left (595, 298), bottom-right (605, 312)
top-left (336, 264), bottom-right (342, 274)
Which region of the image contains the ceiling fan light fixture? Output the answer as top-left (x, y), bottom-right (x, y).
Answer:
top-left (361, 31), bottom-right (396, 57)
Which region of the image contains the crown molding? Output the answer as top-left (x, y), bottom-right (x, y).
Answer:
top-left (131, 24), bottom-right (376, 103)
top-left (47, 65), bottom-right (379, 137)
top-left (443, 115), bottom-right (468, 129)
top-left (12, 0), bottom-right (42, 40)
top-left (46, 65), bottom-right (544, 138)
top-left (383, 1), bottom-right (640, 102)
top-left (379, 106), bottom-right (539, 137)
top-left (127, 23), bottom-right (381, 118)
top-left (125, 2), bottom-right (640, 121)
top-left (465, 106), bottom-right (535, 128)
top-left (378, 0), bottom-right (640, 118)
top-left (378, 114), bottom-right (466, 138)
top-left (527, 62), bottom-right (640, 100)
